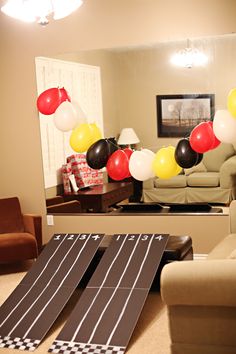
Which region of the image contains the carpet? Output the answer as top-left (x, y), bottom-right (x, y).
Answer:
top-left (0, 261), bottom-right (171, 354)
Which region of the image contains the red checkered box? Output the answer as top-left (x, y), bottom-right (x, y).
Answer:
top-left (66, 154), bottom-right (103, 189)
top-left (61, 163), bottom-right (72, 193)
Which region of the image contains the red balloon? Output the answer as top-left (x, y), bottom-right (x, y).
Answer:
top-left (123, 148), bottom-right (133, 177)
top-left (59, 87), bottom-right (71, 103)
top-left (189, 122), bottom-right (215, 153)
top-left (207, 121), bottom-right (221, 150)
top-left (37, 87), bottom-right (70, 115)
top-left (123, 147), bottom-right (133, 159)
top-left (106, 150), bottom-right (129, 181)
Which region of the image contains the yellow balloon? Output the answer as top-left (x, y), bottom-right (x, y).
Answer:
top-left (173, 163), bottom-right (182, 176)
top-left (90, 123), bottom-right (102, 144)
top-left (152, 147), bottom-right (177, 179)
top-left (156, 146), bottom-right (171, 159)
top-left (166, 145), bottom-right (175, 153)
top-left (69, 123), bottom-right (94, 152)
top-left (227, 88), bottom-right (236, 118)
top-left (167, 146), bottom-right (182, 176)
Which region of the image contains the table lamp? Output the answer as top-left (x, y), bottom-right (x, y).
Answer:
top-left (117, 128), bottom-right (140, 148)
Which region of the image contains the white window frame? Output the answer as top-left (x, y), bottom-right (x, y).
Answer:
top-left (35, 56), bottom-right (104, 189)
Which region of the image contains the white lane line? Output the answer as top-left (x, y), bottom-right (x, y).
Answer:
top-left (8, 234), bottom-right (84, 337)
top-left (87, 234), bottom-right (142, 344)
top-left (106, 234), bottom-right (155, 345)
top-left (23, 234), bottom-right (92, 338)
top-left (0, 234), bottom-right (68, 328)
top-left (69, 234), bottom-right (129, 343)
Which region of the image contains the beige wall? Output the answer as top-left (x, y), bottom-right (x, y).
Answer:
top-left (50, 213), bottom-right (230, 254)
top-left (57, 34), bottom-right (236, 151)
top-left (1, 0), bottom-right (236, 243)
top-left (114, 36), bottom-right (236, 150)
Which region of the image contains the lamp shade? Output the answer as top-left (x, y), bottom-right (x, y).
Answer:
top-left (117, 128), bottom-right (140, 145)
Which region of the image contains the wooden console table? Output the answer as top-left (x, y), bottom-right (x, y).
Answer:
top-left (63, 182), bottom-right (133, 212)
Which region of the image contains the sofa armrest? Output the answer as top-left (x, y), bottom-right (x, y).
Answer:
top-left (220, 155), bottom-right (236, 189)
top-left (23, 214), bottom-right (42, 252)
top-left (46, 200), bottom-right (82, 213)
top-left (161, 259), bottom-right (236, 307)
top-left (230, 200), bottom-right (236, 233)
top-left (46, 196), bottom-right (64, 206)
top-left (143, 177), bottom-right (155, 189)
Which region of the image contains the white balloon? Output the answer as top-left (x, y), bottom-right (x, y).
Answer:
top-left (129, 150), bottom-right (154, 181)
top-left (141, 148), bottom-right (155, 177)
top-left (72, 101), bottom-right (87, 124)
top-left (54, 101), bottom-right (79, 132)
top-left (213, 110), bottom-right (236, 144)
top-left (141, 148), bottom-right (155, 157)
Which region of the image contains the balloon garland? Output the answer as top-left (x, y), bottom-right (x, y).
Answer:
top-left (37, 87), bottom-right (71, 115)
top-left (175, 139), bottom-right (201, 169)
top-left (37, 87), bottom-right (236, 183)
top-left (37, 86), bottom-right (102, 153)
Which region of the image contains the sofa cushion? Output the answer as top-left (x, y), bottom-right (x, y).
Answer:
top-left (0, 197), bottom-right (24, 234)
top-left (187, 172), bottom-right (219, 187)
top-left (154, 175), bottom-right (187, 188)
top-left (0, 233), bottom-right (37, 262)
top-left (203, 143), bottom-right (235, 172)
top-left (184, 161), bottom-right (207, 176)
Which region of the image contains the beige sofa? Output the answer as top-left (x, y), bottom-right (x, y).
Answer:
top-left (142, 143), bottom-right (236, 204)
top-left (161, 200), bottom-right (236, 354)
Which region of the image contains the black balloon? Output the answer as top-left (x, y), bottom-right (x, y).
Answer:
top-left (175, 139), bottom-right (199, 169)
top-left (86, 139), bottom-right (110, 169)
top-left (195, 153), bottom-right (203, 165)
top-left (107, 137), bottom-right (119, 156)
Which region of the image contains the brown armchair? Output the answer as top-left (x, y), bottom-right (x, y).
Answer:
top-left (0, 197), bottom-right (42, 263)
top-left (46, 196), bottom-right (82, 213)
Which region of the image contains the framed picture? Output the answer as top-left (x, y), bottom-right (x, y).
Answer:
top-left (156, 94), bottom-right (215, 137)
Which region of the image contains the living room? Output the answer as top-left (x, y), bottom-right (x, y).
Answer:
top-left (1, 1), bottom-right (236, 353)
top-left (1, 0), bottom-right (236, 242)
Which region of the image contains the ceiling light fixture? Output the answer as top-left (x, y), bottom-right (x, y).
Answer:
top-left (1, 0), bottom-right (83, 25)
top-left (170, 39), bottom-right (208, 69)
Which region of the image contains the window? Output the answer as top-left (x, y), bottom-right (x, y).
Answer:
top-left (35, 57), bottom-right (104, 188)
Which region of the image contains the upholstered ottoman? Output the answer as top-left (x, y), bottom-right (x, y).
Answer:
top-left (80, 235), bottom-right (193, 289)
top-left (152, 235), bottom-right (193, 289)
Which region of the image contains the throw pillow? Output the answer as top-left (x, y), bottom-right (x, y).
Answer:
top-left (184, 161), bottom-right (207, 176)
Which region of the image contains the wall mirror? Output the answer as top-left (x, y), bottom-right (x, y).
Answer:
top-left (35, 33), bottom-right (236, 213)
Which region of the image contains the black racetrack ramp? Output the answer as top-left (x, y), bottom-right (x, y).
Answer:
top-left (0, 233), bottom-right (104, 351)
top-left (49, 233), bottom-right (169, 354)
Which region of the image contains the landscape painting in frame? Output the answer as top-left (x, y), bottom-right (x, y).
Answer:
top-left (156, 94), bottom-right (215, 137)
